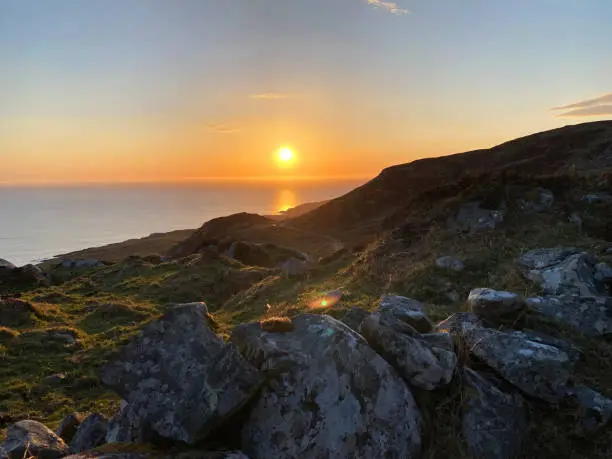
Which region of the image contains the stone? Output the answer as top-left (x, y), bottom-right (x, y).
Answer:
top-left (447, 201), bottom-right (504, 233)
top-left (0, 420), bottom-right (69, 459)
top-left (509, 330), bottom-right (582, 364)
top-left (379, 295), bottom-right (433, 333)
top-left (232, 314), bottom-right (422, 459)
top-left (567, 384), bottom-right (612, 435)
top-left (226, 241), bottom-right (273, 267)
top-left (582, 193), bottom-right (612, 204)
top-left (62, 455), bottom-right (147, 459)
top-left (467, 288), bottom-right (524, 318)
top-left (462, 368), bottom-right (526, 459)
top-left (435, 256), bottom-right (465, 272)
top-left (436, 312), bottom-right (482, 335)
top-left (278, 257), bottom-right (310, 277)
top-left (99, 302), bottom-right (263, 445)
top-left (526, 295), bottom-right (612, 336)
top-left (69, 413), bottom-right (108, 453)
top-left (519, 248), bottom-right (602, 297)
top-left (339, 307), bottom-right (370, 332)
top-left (569, 212), bottom-right (583, 231)
top-left (462, 326), bottom-right (572, 402)
top-left (56, 413), bottom-right (84, 443)
top-left (0, 259), bottom-right (16, 270)
top-left (361, 311), bottom-right (457, 390)
top-left (595, 262), bottom-right (612, 283)
top-left (173, 452), bottom-right (251, 459)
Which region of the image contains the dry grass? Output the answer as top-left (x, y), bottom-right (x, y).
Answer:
top-left (260, 316), bottom-right (295, 333)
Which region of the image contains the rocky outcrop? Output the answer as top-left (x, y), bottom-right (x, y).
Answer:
top-left (69, 414), bottom-right (108, 453)
top-left (0, 420), bottom-right (69, 459)
top-left (339, 306), bottom-right (369, 331)
top-left (0, 259), bottom-right (16, 270)
top-left (99, 303), bottom-right (263, 444)
top-left (360, 311), bottom-right (456, 390)
top-left (467, 288), bottom-right (525, 319)
top-left (435, 256), bottom-right (465, 272)
top-left (379, 295), bottom-right (433, 333)
top-left (232, 314), bottom-right (422, 459)
top-left (567, 384), bottom-right (612, 436)
top-left (447, 201), bottom-right (504, 233)
top-left (462, 368), bottom-right (526, 459)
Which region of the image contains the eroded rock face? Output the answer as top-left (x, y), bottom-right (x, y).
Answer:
top-left (379, 295), bottom-right (433, 333)
top-left (69, 413), bottom-right (108, 453)
top-left (463, 327), bottom-right (572, 402)
top-left (232, 314), bottom-right (422, 459)
top-left (462, 368), bottom-right (526, 459)
top-left (361, 312), bottom-right (456, 390)
top-left (99, 303), bottom-right (263, 445)
top-left (0, 420), bottom-right (69, 459)
top-left (467, 288), bottom-right (524, 319)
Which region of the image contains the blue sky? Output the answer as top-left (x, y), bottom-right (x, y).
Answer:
top-left (1, 0), bottom-right (610, 183)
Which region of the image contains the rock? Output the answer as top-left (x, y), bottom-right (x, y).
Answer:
top-left (519, 248), bottom-right (603, 297)
top-left (582, 193), bottom-right (612, 204)
top-left (467, 288), bottom-right (524, 318)
top-left (105, 403), bottom-right (139, 443)
top-left (361, 311), bottom-right (456, 390)
top-left (69, 413), bottom-right (108, 453)
top-left (515, 187), bottom-right (554, 214)
top-left (569, 212), bottom-right (583, 231)
top-left (0, 420), bottom-right (69, 459)
top-left (0, 299), bottom-right (39, 328)
top-left (56, 413), bottom-right (83, 443)
top-left (99, 302), bottom-right (263, 444)
top-left (526, 295), bottom-right (612, 336)
top-left (232, 314), bottom-right (422, 459)
top-left (435, 256), bottom-right (465, 272)
top-left (595, 262), bottom-right (612, 283)
top-left (339, 307), bottom-right (369, 332)
top-left (379, 295), bottom-right (433, 333)
top-left (62, 455), bottom-right (147, 459)
top-left (0, 259), bottom-right (16, 270)
top-left (462, 368), bottom-right (526, 459)
top-left (226, 241), bottom-right (273, 267)
top-left (0, 264), bottom-right (48, 289)
top-left (436, 312), bottom-right (482, 335)
top-left (567, 384), bottom-right (612, 435)
top-left (447, 201), bottom-right (504, 233)
top-left (278, 257), bottom-right (310, 277)
top-left (509, 330), bottom-right (582, 364)
top-left (43, 373), bottom-right (67, 386)
top-left (461, 326), bottom-right (572, 402)
top-left (173, 451), bottom-right (251, 459)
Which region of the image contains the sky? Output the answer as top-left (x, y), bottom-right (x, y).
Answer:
top-left (1, 0), bottom-right (610, 184)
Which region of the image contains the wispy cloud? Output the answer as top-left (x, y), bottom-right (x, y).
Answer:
top-left (250, 93), bottom-right (290, 100)
top-left (205, 124), bottom-right (239, 134)
top-left (366, 0), bottom-right (409, 15)
top-left (552, 93), bottom-right (612, 117)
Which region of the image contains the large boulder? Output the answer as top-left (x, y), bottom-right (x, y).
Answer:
top-left (447, 201), bottom-right (504, 233)
top-left (69, 413), bottom-right (108, 453)
top-left (339, 307), bottom-right (370, 332)
top-left (462, 368), bottom-right (526, 459)
top-left (461, 327), bottom-right (572, 402)
top-left (231, 314), bottom-right (422, 459)
top-left (509, 329), bottom-right (582, 364)
top-left (526, 295), bottom-right (612, 336)
top-left (379, 295), bottom-right (433, 333)
top-left (467, 288), bottom-right (525, 319)
top-left (360, 312), bottom-right (456, 390)
top-left (0, 420), bottom-right (69, 459)
top-left (99, 303), bottom-right (263, 444)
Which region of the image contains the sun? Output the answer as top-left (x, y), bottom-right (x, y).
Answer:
top-left (277, 147), bottom-right (295, 164)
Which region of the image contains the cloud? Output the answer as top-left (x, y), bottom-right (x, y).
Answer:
top-left (366, 0), bottom-right (408, 15)
top-left (552, 93), bottom-right (612, 117)
top-left (250, 93), bottom-right (290, 100)
top-left (205, 124), bottom-right (239, 134)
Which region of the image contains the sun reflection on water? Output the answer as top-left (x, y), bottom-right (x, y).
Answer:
top-left (274, 189), bottom-right (297, 214)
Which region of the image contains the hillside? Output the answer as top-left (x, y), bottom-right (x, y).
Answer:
top-left (1, 121), bottom-right (612, 459)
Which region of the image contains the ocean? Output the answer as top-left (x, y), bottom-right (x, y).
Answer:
top-left (0, 179), bottom-right (364, 266)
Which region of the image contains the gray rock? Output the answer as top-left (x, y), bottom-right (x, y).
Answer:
top-left (339, 307), bottom-right (370, 331)
top-left (0, 420), bottom-right (69, 459)
top-left (232, 314), bottom-right (422, 459)
top-left (462, 368), bottom-right (526, 459)
top-left (69, 413), bottom-right (108, 453)
top-left (582, 193), bottom-right (612, 204)
top-left (463, 327), bottom-right (572, 402)
top-left (278, 257), bottom-right (310, 277)
top-left (105, 403), bottom-right (139, 443)
top-left (515, 188), bottom-right (554, 214)
top-left (467, 288), bottom-right (524, 318)
top-left (526, 295), bottom-right (612, 336)
top-left (436, 312), bottom-right (482, 335)
top-left (447, 201), bottom-right (504, 233)
top-left (99, 302), bottom-right (263, 445)
top-left (56, 413), bottom-right (83, 443)
top-left (567, 384), bottom-right (612, 435)
top-left (595, 262), bottom-right (612, 283)
top-left (435, 256), bottom-right (465, 272)
top-left (509, 330), bottom-right (582, 364)
top-left (379, 295), bottom-right (433, 333)
top-left (361, 311), bottom-right (457, 390)
top-left (519, 249), bottom-right (602, 297)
